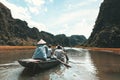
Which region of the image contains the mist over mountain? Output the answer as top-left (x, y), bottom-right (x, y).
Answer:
top-left (84, 0), bottom-right (120, 48)
top-left (0, 2), bottom-right (86, 46)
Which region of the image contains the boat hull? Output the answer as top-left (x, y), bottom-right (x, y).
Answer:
top-left (18, 58), bottom-right (61, 70)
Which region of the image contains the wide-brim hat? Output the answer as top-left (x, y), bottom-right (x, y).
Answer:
top-left (37, 39), bottom-right (46, 45)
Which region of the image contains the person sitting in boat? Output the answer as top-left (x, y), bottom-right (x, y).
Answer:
top-left (47, 44), bottom-right (53, 58)
top-left (53, 45), bottom-right (69, 62)
top-left (32, 39), bottom-right (48, 61)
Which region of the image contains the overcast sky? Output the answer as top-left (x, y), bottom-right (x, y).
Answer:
top-left (0, 0), bottom-right (103, 38)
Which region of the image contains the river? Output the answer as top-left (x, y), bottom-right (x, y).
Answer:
top-left (0, 47), bottom-right (120, 80)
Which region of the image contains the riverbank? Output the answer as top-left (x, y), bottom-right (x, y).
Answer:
top-left (86, 47), bottom-right (120, 55)
top-left (75, 46), bottom-right (120, 55)
top-left (0, 46), bottom-right (35, 50)
top-left (0, 46), bottom-right (120, 55)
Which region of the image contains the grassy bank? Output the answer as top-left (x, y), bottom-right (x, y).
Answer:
top-left (86, 47), bottom-right (120, 55)
top-left (0, 46), bottom-right (36, 50)
top-left (0, 46), bottom-right (120, 55)
top-left (76, 46), bottom-right (120, 55)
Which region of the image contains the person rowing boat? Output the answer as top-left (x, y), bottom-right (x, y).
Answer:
top-left (53, 45), bottom-right (69, 63)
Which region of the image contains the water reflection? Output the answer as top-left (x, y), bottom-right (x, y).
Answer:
top-left (0, 64), bottom-right (23, 80)
top-left (66, 48), bottom-right (98, 80)
top-left (90, 51), bottom-right (120, 80)
top-left (19, 65), bottom-right (63, 80)
top-left (0, 48), bottom-right (112, 80)
top-left (0, 49), bottom-right (34, 64)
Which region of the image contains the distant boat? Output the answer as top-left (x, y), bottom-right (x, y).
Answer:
top-left (18, 58), bottom-right (61, 70)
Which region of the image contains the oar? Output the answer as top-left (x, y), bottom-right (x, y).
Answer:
top-left (56, 58), bottom-right (71, 68)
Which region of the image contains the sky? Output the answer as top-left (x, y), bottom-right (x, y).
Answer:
top-left (0, 0), bottom-right (103, 38)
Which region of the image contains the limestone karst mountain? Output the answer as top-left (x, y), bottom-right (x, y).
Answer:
top-left (85, 0), bottom-right (120, 47)
top-left (0, 2), bottom-right (86, 46)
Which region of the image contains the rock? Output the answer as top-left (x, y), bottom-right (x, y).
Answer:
top-left (85, 0), bottom-right (120, 47)
top-left (0, 2), bottom-right (86, 46)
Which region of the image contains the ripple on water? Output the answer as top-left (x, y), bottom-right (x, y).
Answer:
top-left (0, 48), bottom-right (99, 80)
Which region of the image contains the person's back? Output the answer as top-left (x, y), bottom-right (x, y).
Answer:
top-left (47, 45), bottom-right (52, 58)
top-left (53, 45), bottom-right (69, 62)
top-left (32, 39), bottom-right (48, 61)
top-left (54, 49), bottom-right (64, 59)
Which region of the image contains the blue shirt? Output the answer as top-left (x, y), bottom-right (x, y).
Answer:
top-left (32, 45), bottom-right (48, 59)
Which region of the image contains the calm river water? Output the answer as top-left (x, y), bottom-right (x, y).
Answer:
top-left (0, 48), bottom-right (120, 80)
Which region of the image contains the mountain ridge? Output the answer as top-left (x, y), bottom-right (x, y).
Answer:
top-left (0, 2), bottom-right (86, 46)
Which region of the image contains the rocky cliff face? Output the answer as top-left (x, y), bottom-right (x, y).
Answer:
top-left (69, 35), bottom-right (86, 46)
top-left (85, 0), bottom-right (120, 47)
top-left (0, 2), bottom-right (40, 45)
top-left (0, 2), bottom-right (86, 46)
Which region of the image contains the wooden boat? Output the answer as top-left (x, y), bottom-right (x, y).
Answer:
top-left (18, 58), bottom-right (61, 70)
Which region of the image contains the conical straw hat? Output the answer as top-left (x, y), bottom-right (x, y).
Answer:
top-left (37, 39), bottom-right (46, 44)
